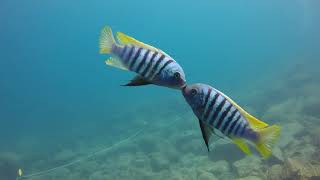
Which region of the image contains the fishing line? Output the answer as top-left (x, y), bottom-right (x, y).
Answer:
top-left (16, 117), bottom-right (181, 179)
top-left (16, 127), bottom-right (145, 180)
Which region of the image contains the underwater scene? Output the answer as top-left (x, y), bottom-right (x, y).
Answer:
top-left (1, 0), bottom-right (320, 179)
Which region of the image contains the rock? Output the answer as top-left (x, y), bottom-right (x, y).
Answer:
top-left (149, 152), bottom-right (170, 172)
top-left (285, 138), bottom-right (316, 160)
top-left (237, 175), bottom-right (263, 180)
top-left (233, 156), bottom-right (265, 177)
top-left (262, 98), bottom-right (303, 123)
top-left (268, 146), bottom-right (284, 163)
top-left (277, 122), bottom-right (303, 148)
top-left (309, 127), bottom-right (320, 148)
top-left (282, 158), bottom-right (320, 180)
top-left (197, 171), bottom-right (218, 180)
top-left (208, 160), bottom-right (230, 176)
top-left (267, 164), bottom-right (284, 180)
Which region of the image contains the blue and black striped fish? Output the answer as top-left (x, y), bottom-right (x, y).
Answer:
top-left (182, 83), bottom-right (281, 158)
top-left (99, 26), bottom-right (186, 89)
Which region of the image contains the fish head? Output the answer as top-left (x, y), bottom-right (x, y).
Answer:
top-left (182, 83), bottom-right (208, 113)
top-left (153, 63), bottom-right (186, 89)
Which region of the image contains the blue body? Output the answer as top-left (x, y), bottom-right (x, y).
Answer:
top-left (183, 83), bottom-right (259, 142)
top-left (112, 44), bottom-right (186, 89)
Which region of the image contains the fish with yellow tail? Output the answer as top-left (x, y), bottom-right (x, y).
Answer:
top-left (99, 26), bottom-right (186, 89)
top-left (182, 83), bottom-right (281, 158)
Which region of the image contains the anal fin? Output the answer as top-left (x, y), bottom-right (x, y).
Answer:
top-left (232, 138), bottom-right (252, 155)
top-left (122, 75), bottom-right (151, 86)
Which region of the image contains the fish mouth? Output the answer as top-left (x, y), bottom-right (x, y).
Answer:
top-left (181, 84), bottom-right (187, 91)
top-left (181, 84), bottom-right (191, 96)
top-left (179, 82), bottom-right (187, 90)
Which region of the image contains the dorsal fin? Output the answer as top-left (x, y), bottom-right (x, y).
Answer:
top-left (213, 88), bottom-right (268, 129)
top-left (116, 32), bottom-right (173, 58)
top-left (116, 32), bottom-right (158, 51)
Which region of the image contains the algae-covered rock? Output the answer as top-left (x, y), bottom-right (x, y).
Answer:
top-left (197, 170), bottom-right (218, 180)
top-left (262, 98), bottom-right (304, 123)
top-left (268, 146), bottom-right (284, 163)
top-left (149, 152), bottom-right (170, 172)
top-left (282, 158), bottom-right (320, 180)
top-left (208, 160), bottom-right (231, 176)
top-left (277, 122), bottom-right (303, 148)
top-left (267, 164), bottom-right (284, 180)
top-left (233, 156), bottom-right (265, 178)
top-left (285, 138), bottom-right (316, 161)
top-left (237, 175), bottom-right (263, 180)
top-left (309, 126), bottom-right (320, 148)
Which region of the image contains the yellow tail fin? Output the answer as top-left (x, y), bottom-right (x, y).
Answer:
top-left (99, 26), bottom-right (116, 54)
top-left (255, 125), bottom-right (281, 158)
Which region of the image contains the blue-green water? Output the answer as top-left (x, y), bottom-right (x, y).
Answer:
top-left (1, 0), bottom-right (320, 179)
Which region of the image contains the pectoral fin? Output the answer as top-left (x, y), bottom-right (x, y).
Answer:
top-left (198, 119), bottom-right (214, 152)
top-left (105, 57), bottom-right (128, 71)
top-left (122, 75), bottom-right (151, 86)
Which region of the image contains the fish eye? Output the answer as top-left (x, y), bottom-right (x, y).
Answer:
top-left (174, 72), bottom-right (180, 79)
top-left (191, 89), bottom-right (198, 96)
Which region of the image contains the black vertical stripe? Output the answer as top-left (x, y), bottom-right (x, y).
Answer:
top-left (120, 45), bottom-right (128, 59)
top-left (221, 109), bottom-right (238, 133)
top-left (124, 46), bottom-right (134, 64)
top-left (239, 124), bottom-right (248, 136)
top-left (149, 54), bottom-right (165, 77)
top-left (141, 51), bottom-right (158, 77)
top-left (216, 103), bottom-right (233, 130)
top-left (209, 98), bottom-right (227, 125)
top-left (203, 93), bottom-right (219, 121)
top-left (136, 49), bottom-right (150, 73)
top-left (156, 59), bottom-right (173, 76)
top-left (203, 88), bottom-right (212, 108)
top-left (129, 47), bottom-right (142, 70)
top-left (228, 114), bottom-right (241, 135)
top-left (234, 122), bottom-right (243, 136)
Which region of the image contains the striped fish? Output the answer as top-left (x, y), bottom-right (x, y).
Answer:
top-left (182, 83), bottom-right (281, 158)
top-left (99, 26), bottom-right (186, 89)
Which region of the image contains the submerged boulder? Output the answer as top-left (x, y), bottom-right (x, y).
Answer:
top-left (267, 164), bottom-right (284, 180)
top-left (282, 158), bottom-right (320, 180)
top-left (268, 158), bottom-right (320, 180)
top-left (197, 170), bottom-right (218, 180)
top-left (233, 156), bottom-right (266, 178)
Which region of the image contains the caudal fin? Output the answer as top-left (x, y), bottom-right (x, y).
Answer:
top-left (255, 125), bottom-right (281, 158)
top-left (99, 26), bottom-right (116, 54)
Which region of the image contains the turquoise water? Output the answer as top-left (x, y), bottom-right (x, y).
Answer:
top-left (1, 0), bottom-right (320, 179)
